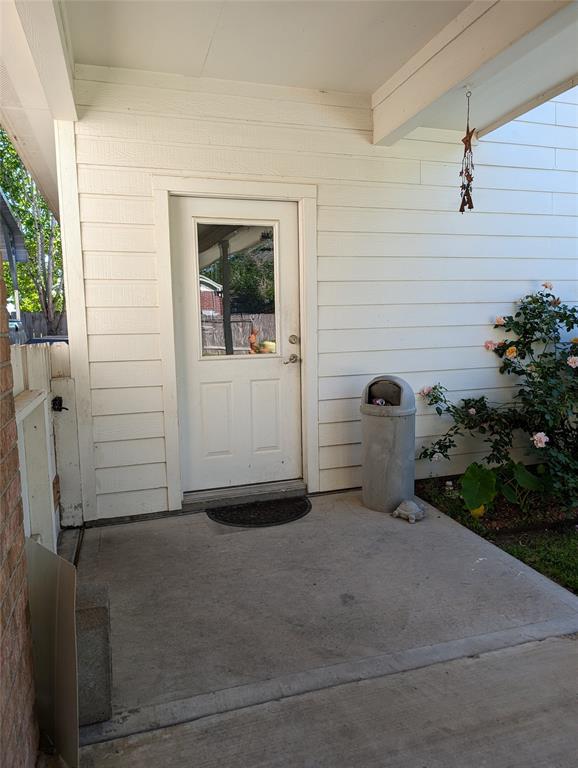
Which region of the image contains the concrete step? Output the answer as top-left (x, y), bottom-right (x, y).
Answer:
top-left (182, 479), bottom-right (307, 512)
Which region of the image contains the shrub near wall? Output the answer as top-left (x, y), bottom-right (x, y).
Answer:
top-left (0, 276), bottom-right (38, 766)
top-left (419, 285), bottom-right (578, 516)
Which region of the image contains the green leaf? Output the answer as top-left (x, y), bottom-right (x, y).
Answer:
top-left (500, 484), bottom-right (518, 504)
top-left (512, 462), bottom-right (543, 492)
top-left (460, 463), bottom-right (497, 511)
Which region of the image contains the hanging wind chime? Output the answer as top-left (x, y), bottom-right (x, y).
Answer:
top-left (459, 90), bottom-right (475, 213)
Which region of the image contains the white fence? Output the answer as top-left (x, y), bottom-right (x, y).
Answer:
top-left (12, 343), bottom-right (82, 552)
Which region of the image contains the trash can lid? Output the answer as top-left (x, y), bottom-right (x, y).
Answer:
top-left (360, 375), bottom-right (416, 417)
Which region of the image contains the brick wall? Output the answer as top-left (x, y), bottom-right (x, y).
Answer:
top-left (0, 276), bottom-right (38, 767)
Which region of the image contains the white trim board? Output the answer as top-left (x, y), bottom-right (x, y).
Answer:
top-left (152, 175), bottom-right (319, 506)
top-left (55, 120), bottom-right (97, 521)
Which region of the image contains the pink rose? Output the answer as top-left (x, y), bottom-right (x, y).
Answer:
top-left (484, 340), bottom-right (497, 351)
top-left (468, 408), bottom-right (476, 415)
top-left (567, 356), bottom-right (578, 369)
top-left (531, 432), bottom-right (549, 449)
top-left (542, 281), bottom-right (553, 290)
top-left (418, 386), bottom-right (433, 397)
top-left (495, 316), bottom-right (506, 326)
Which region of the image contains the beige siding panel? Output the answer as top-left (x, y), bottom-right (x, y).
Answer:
top-left (317, 232), bottom-right (577, 259)
top-left (92, 412), bottom-right (165, 442)
top-left (81, 223), bottom-right (156, 253)
top-left (84, 253), bottom-right (157, 280)
top-left (74, 80), bottom-right (372, 130)
top-left (85, 280), bottom-right (158, 307)
top-left (318, 326), bottom-right (496, 354)
top-left (319, 443), bottom-right (362, 470)
top-left (319, 466), bottom-right (360, 491)
top-left (320, 449), bottom-right (531, 491)
top-left (402, 139), bottom-right (554, 170)
top-left (318, 257), bottom-right (577, 283)
top-left (485, 121), bottom-right (578, 150)
top-left (319, 347), bottom-right (491, 378)
top-left (556, 102), bottom-right (578, 128)
top-left (319, 398), bottom-right (362, 424)
top-left (318, 208), bottom-right (577, 238)
top-left (75, 64), bottom-right (371, 108)
top-left (80, 195), bottom-right (153, 224)
top-left (75, 111), bottom-right (375, 158)
top-left (91, 387), bottom-right (163, 416)
top-left (318, 305), bottom-right (509, 331)
top-left (96, 488), bottom-right (168, 519)
top-left (86, 308), bottom-right (160, 335)
top-left (319, 368), bottom-right (508, 401)
top-left (88, 334), bottom-right (161, 362)
top-left (318, 183), bottom-right (553, 216)
top-left (555, 149), bottom-right (578, 172)
top-left (90, 361), bottom-right (163, 389)
top-left (320, 422), bottom-right (361, 448)
top-left (421, 162), bottom-right (577, 193)
top-left (553, 193), bottom-right (578, 216)
top-left (96, 463), bottom-right (167, 494)
top-left (75, 136), bottom-right (420, 185)
top-left (77, 167), bottom-right (153, 196)
top-left (319, 413), bottom-right (466, 450)
top-left (318, 280), bottom-right (578, 307)
top-left (94, 438), bottom-right (166, 469)
top-left (72, 110), bottom-right (557, 171)
top-left (319, 388), bottom-right (515, 424)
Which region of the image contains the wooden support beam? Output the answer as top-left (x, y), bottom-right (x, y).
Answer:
top-left (372, 0), bottom-right (570, 145)
top-left (14, 0), bottom-right (77, 120)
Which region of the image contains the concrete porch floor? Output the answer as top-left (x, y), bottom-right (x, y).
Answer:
top-left (78, 492), bottom-right (578, 764)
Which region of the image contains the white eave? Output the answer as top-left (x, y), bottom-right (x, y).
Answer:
top-left (0, 0), bottom-right (76, 218)
top-left (1, 0), bottom-right (577, 207)
top-left (371, 0), bottom-right (578, 145)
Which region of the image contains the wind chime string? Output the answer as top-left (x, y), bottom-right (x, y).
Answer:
top-left (459, 90), bottom-right (475, 213)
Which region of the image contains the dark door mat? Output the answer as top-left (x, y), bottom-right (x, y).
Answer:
top-left (206, 496), bottom-right (311, 528)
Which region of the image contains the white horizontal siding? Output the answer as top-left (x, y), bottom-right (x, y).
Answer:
top-left (318, 303), bottom-right (519, 330)
top-left (94, 438), bottom-right (166, 469)
top-left (92, 412), bottom-right (165, 442)
top-left (88, 334), bottom-right (160, 362)
top-left (318, 281), bottom-right (578, 307)
top-left (84, 252), bottom-right (157, 280)
top-left (96, 463), bottom-right (167, 494)
top-left (73, 72), bottom-right (578, 517)
top-left (90, 361), bottom-right (163, 389)
top-left (318, 257), bottom-right (577, 283)
top-left (96, 488), bottom-right (168, 519)
top-left (86, 308), bottom-right (160, 335)
top-left (91, 387), bottom-right (163, 416)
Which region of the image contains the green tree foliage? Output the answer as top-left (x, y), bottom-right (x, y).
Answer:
top-left (0, 128), bottom-right (64, 332)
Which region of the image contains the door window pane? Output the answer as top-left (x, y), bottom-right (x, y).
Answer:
top-left (197, 223), bottom-right (276, 356)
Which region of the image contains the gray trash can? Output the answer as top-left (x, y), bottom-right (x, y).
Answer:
top-left (360, 375), bottom-right (416, 514)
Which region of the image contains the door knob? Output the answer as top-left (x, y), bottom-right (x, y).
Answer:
top-left (283, 353), bottom-right (301, 365)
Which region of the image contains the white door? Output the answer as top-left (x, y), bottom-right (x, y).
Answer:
top-left (171, 196), bottom-right (302, 492)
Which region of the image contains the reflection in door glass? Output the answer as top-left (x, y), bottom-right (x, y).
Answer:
top-left (197, 223), bottom-right (276, 356)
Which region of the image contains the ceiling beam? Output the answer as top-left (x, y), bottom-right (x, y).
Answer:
top-left (372, 0), bottom-right (570, 146)
top-left (13, 0), bottom-right (77, 121)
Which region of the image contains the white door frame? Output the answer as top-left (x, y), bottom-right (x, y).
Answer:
top-left (152, 175), bottom-right (319, 509)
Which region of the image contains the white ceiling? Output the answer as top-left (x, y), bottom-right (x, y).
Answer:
top-left (63, 0), bottom-right (469, 94)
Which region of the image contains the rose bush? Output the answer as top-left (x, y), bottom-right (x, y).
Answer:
top-left (419, 285), bottom-right (578, 514)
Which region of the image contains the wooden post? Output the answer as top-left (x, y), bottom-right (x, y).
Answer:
top-left (220, 240), bottom-right (234, 355)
